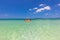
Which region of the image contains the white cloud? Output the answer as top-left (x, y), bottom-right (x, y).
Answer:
top-left (29, 4), bottom-right (51, 14)
top-left (29, 7), bottom-right (38, 12)
top-left (57, 4), bottom-right (60, 6)
top-left (35, 6), bottom-right (51, 13)
top-left (39, 4), bottom-right (45, 6)
top-left (33, 7), bottom-right (38, 10)
top-left (35, 8), bottom-right (45, 13)
top-left (44, 6), bottom-right (51, 10)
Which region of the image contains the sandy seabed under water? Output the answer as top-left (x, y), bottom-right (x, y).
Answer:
top-left (0, 20), bottom-right (60, 40)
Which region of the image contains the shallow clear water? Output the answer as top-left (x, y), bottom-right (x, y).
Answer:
top-left (0, 19), bottom-right (60, 40)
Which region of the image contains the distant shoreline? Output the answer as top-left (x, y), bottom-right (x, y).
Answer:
top-left (0, 18), bottom-right (60, 20)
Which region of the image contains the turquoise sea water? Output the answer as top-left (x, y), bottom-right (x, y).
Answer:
top-left (0, 19), bottom-right (60, 40)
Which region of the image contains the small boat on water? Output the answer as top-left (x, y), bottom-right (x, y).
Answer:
top-left (24, 19), bottom-right (31, 22)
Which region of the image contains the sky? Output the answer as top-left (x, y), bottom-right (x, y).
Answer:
top-left (0, 0), bottom-right (60, 18)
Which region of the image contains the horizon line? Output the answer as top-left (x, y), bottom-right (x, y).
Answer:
top-left (0, 18), bottom-right (60, 20)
